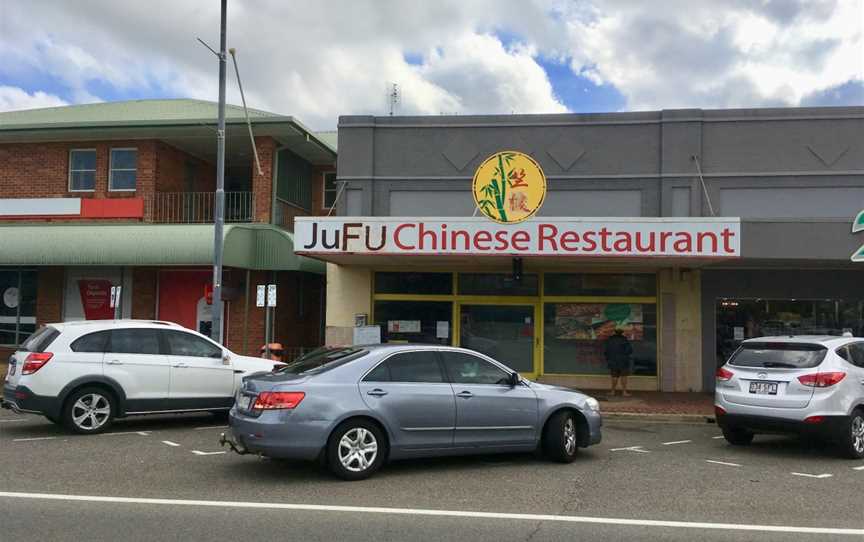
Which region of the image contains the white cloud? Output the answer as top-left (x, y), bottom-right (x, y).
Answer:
top-left (0, 0), bottom-right (860, 127)
top-left (0, 86), bottom-right (67, 112)
top-left (560, 0), bottom-right (863, 109)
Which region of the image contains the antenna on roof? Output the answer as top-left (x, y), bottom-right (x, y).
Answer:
top-left (387, 83), bottom-right (400, 116)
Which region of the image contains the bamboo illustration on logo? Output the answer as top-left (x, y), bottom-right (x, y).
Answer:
top-left (472, 151), bottom-right (547, 224)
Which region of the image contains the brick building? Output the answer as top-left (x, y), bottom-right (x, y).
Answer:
top-left (0, 99), bottom-right (336, 361)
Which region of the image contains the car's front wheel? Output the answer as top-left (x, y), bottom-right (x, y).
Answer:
top-left (722, 426), bottom-right (754, 446)
top-left (326, 420), bottom-right (387, 481)
top-left (62, 388), bottom-right (115, 435)
top-left (838, 410), bottom-right (864, 459)
top-left (542, 410), bottom-right (579, 463)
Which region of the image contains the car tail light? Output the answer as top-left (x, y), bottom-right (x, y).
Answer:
top-left (253, 391), bottom-right (305, 410)
top-left (715, 367), bottom-right (735, 382)
top-left (21, 352), bottom-right (53, 375)
top-left (804, 416), bottom-right (825, 424)
top-left (798, 372), bottom-right (846, 388)
top-left (714, 405), bottom-right (727, 417)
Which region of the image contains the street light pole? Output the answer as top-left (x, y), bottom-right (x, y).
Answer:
top-left (211, 0), bottom-right (228, 344)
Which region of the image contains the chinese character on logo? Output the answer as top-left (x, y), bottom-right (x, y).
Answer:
top-left (508, 168), bottom-right (528, 188)
top-left (509, 192), bottom-right (530, 213)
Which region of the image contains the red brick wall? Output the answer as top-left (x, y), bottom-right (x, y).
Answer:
top-left (0, 141), bottom-right (156, 202)
top-left (131, 268), bottom-right (158, 320)
top-left (224, 270), bottom-right (268, 356)
top-left (154, 142), bottom-right (215, 193)
top-left (252, 137), bottom-right (276, 223)
top-left (273, 271), bottom-right (324, 347)
top-left (35, 267), bottom-right (64, 326)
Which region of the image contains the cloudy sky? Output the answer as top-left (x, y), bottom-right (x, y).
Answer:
top-left (0, 0), bottom-right (861, 129)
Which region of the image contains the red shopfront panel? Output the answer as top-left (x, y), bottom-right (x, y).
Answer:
top-left (158, 270), bottom-right (212, 333)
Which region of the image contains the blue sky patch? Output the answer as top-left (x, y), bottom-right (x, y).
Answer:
top-left (536, 56), bottom-right (626, 113)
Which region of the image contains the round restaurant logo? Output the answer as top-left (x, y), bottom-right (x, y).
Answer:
top-left (472, 151), bottom-right (547, 224)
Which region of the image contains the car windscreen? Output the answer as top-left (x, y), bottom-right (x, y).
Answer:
top-left (728, 342), bottom-right (827, 369)
top-left (19, 326), bottom-right (60, 353)
top-left (275, 347), bottom-right (368, 375)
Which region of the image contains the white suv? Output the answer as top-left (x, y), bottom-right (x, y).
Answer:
top-left (2, 320), bottom-right (282, 434)
top-left (715, 335), bottom-right (864, 458)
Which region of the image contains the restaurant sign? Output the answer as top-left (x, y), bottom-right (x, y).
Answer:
top-left (295, 217), bottom-right (741, 258)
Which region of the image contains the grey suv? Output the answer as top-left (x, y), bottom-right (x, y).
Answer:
top-left (221, 344), bottom-right (602, 480)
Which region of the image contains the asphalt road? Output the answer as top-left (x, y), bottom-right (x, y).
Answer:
top-left (1, 411), bottom-right (863, 541)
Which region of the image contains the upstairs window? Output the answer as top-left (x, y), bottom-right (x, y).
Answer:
top-left (69, 149), bottom-right (96, 191)
top-left (109, 148), bottom-right (138, 191)
top-left (323, 172), bottom-right (338, 209)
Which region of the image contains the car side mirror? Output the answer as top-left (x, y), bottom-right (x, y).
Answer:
top-left (508, 372), bottom-right (521, 387)
top-left (221, 353), bottom-right (231, 365)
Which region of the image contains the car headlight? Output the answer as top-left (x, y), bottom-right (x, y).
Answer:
top-left (585, 397), bottom-right (600, 412)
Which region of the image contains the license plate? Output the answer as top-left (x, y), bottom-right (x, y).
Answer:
top-left (749, 381), bottom-right (778, 395)
top-left (236, 395), bottom-right (254, 410)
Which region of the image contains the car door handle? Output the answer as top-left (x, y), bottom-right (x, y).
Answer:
top-left (367, 389), bottom-right (388, 397)
top-left (172, 363), bottom-right (189, 369)
top-left (456, 391), bottom-right (474, 399)
top-left (106, 359), bottom-right (123, 365)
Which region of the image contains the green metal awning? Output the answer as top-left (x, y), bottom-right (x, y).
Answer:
top-left (0, 223), bottom-right (324, 273)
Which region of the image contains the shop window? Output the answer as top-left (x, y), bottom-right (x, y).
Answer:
top-left (374, 300), bottom-right (452, 345)
top-left (458, 273), bottom-right (538, 296)
top-left (109, 148), bottom-right (138, 191)
top-left (715, 299), bottom-right (864, 366)
top-left (323, 172), bottom-right (338, 209)
top-left (0, 268), bottom-right (37, 347)
top-left (374, 272), bottom-right (452, 295)
top-left (69, 149), bottom-right (96, 191)
top-left (544, 273), bottom-right (656, 297)
top-left (543, 302), bottom-right (657, 375)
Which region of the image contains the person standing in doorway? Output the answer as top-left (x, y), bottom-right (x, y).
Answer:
top-left (604, 328), bottom-right (633, 397)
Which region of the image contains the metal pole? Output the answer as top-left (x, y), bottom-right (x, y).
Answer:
top-left (211, 0), bottom-right (227, 343)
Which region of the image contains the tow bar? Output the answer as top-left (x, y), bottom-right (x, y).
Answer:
top-left (219, 431), bottom-right (248, 455)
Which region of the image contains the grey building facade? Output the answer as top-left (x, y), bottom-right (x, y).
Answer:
top-left (298, 106), bottom-right (863, 392)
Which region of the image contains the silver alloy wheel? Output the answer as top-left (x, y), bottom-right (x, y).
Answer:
top-left (338, 427), bottom-right (378, 472)
top-left (71, 393), bottom-right (111, 431)
top-left (563, 417), bottom-right (576, 455)
top-left (852, 416), bottom-right (864, 454)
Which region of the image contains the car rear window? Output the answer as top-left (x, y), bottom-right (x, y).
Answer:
top-left (275, 347), bottom-right (367, 375)
top-left (20, 326), bottom-right (60, 353)
top-left (729, 342), bottom-right (827, 369)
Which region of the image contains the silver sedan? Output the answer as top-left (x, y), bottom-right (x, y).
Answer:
top-left (221, 344), bottom-right (602, 480)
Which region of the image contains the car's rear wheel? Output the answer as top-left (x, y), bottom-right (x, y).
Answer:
top-left (722, 425), bottom-right (754, 445)
top-left (838, 410), bottom-right (864, 459)
top-left (326, 419), bottom-right (386, 481)
top-left (542, 410), bottom-right (579, 463)
top-left (62, 387), bottom-right (115, 435)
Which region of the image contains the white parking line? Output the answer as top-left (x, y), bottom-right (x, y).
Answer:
top-left (12, 436), bottom-right (58, 442)
top-left (609, 446), bottom-right (650, 453)
top-left (853, 466), bottom-right (864, 471)
top-left (193, 425), bottom-right (229, 431)
top-left (791, 472), bottom-right (833, 479)
top-left (0, 419), bottom-right (26, 423)
top-left (191, 450), bottom-right (227, 456)
top-left (97, 431), bottom-right (151, 437)
top-left (161, 441), bottom-right (181, 447)
top-left (662, 440), bottom-right (692, 445)
top-left (712, 436), bottom-right (725, 440)
top-left (705, 460), bottom-right (741, 467)
top-left (0, 491), bottom-right (862, 536)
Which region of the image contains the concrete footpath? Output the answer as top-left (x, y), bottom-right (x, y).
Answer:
top-left (589, 390), bottom-right (716, 423)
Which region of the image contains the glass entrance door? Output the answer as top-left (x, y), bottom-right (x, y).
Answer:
top-left (458, 304), bottom-right (538, 377)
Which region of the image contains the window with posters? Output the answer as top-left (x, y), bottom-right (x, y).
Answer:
top-left (544, 302), bottom-right (658, 375)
